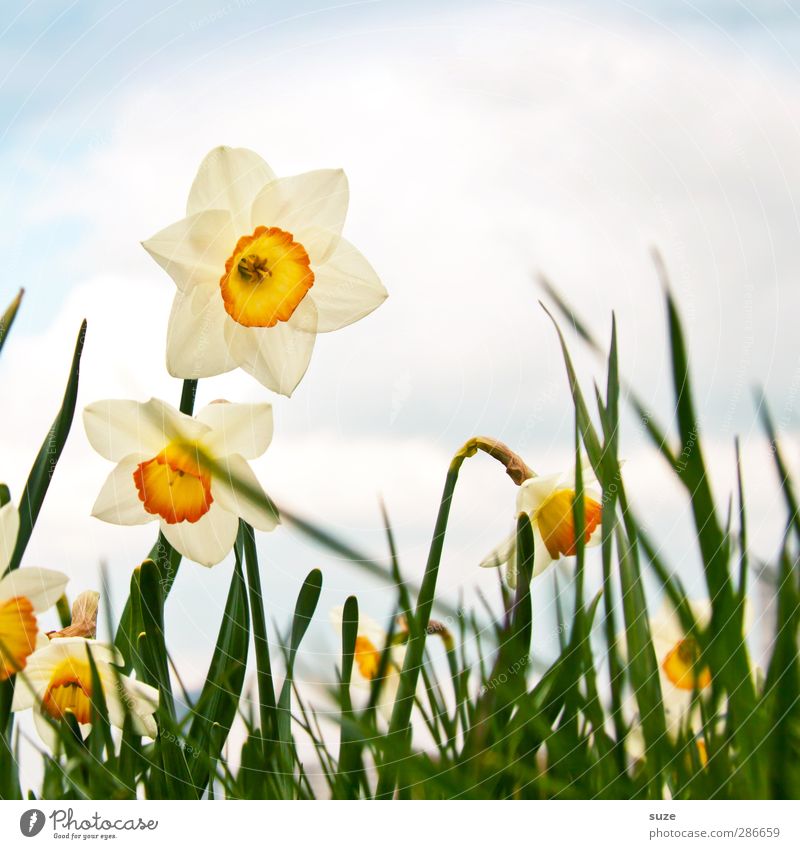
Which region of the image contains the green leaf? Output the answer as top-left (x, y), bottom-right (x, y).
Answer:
top-left (0, 289), bottom-right (23, 356)
top-left (7, 320), bottom-right (86, 572)
top-left (187, 532), bottom-right (250, 793)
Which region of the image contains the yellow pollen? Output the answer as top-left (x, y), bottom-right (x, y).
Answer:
top-left (133, 440), bottom-right (213, 524)
top-left (535, 488), bottom-right (602, 559)
top-left (220, 226), bottom-right (314, 327)
top-left (354, 635), bottom-right (381, 680)
top-left (661, 636), bottom-right (712, 691)
top-left (42, 657), bottom-right (94, 725)
top-left (0, 596), bottom-right (38, 681)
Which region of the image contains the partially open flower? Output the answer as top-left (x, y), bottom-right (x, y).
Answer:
top-left (143, 146), bottom-right (387, 396)
top-left (330, 606), bottom-right (407, 719)
top-left (0, 501), bottom-right (69, 681)
top-left (480, 465), bottom-right (603, 588)
top-left (84, 398), bottom-right (278, 566)
top-left (12, 637), bottom-right (158, 749)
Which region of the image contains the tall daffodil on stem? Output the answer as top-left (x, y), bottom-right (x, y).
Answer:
top-left (480, 463), bottom-right (603, 588)
top-left (12, 637), bottom-right (159, 750)
top-left (0, 500), bottom-right (69, 680)
top-left (142, 146), bottom-right (388, 396)
top-left (83, 398), bottom-right (278, 566)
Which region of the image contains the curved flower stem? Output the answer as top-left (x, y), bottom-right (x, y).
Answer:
top-left (375, 437), bottom-right (532, 798)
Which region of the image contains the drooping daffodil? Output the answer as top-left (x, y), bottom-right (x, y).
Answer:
top-left (330, 606), bottom-right (407, 719)
top-left (480, 465), bottom-right (603, 588)
top-left (143, 146), bottom-right (388, 396)
top-left (83, 398), bottom-right (278, 566)
top-left (12, 637), bottom-right (158, 748)
top-left (0, 500), bottom-right (69, 681)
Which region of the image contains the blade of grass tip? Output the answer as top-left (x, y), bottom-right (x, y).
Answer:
top-left (7, 320), bottom-right (86, 572)
top-left (734, 438), bottom-right (749, 604)
top-left (755, 390), bottom-right (800, 554)
top-left (335, 595), bottom-right (362, 798)
top-left (0, 288), bottom-right (23, 356)
top-left (138, 559), bottom-right (175, 719)
top-left (276, 568), bottom-right (323, 796)
top-left (599, 317), bottom-right (627, 769)
top-left (540, 278), bottom-right (679, 469)
top-left (241, 521), bottom-right (278, 752)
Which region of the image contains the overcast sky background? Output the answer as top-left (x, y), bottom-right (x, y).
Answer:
top-left (1, 0), bottom-right (800, 734)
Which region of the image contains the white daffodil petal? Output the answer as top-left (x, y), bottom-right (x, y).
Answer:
top-left (309, 236), bottom-right (387, 332)
top-left (226, 297), bottom-right (318, 397)
top-left (0, 501), bottom-right (20, 574)
top-left (187, 146), bottom-right (276, 233)
top-left (104, 672), bottom-right (159, 738)
top-left (213, 454), bottom-right (279, 532)
top-left (516, 473), bottom-right (563, 514)
top-left (479, 530), bottom-right (516, 570)
top-left (196, 402), bottom-right (274, 459)
top-left (165, 287), bottom-right (239, 379)
top-left (250, 169), bottom-right (349, 265)
top-left (91, 453), bottom-right (153, 526)
top-left (142, 209), bottom-right (235, 292)
top-left (83, 398), bottom-right (202, 461)
top-left (0, 567), bottom-right (68, 612)
top-left (159, 502), bottom-right (239, 567)
top-left (531, 525), bottom-right (554, 577)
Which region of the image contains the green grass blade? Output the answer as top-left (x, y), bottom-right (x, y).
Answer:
top-left (0, 289), bottom-right (23, 356)
top-left (7, 320), bottom-right (86, 572)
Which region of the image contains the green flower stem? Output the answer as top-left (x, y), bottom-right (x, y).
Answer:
top-left (376, 437), bottom-right (531, 797)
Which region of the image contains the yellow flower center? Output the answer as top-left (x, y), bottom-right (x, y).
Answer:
top-left (354, 635), bottom-right (381, 680)
top-left (133, 440), bottom-right (213, 525)
top-left (0, 596), bottom-right (38, 681)
top-left (661, 636), bottom-right (712, 691)
top-left (220, 226), bottom-right (314, 327)
top-left (42, 657), bottom-right (94, 725)
top-left (535, 488), bottom-right (602, 559)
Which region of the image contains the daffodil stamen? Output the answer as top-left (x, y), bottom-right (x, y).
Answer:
top-left (41, 657), bottom-right (93, 725)
top-left (220, 226), bottom-right (314, 328)
top-left (0, 596), bottom-right (38, 681)
top-left (661, 636), bottom-right (711, 691)
top-left (535, 488), bottom-right (602, 559)
top-left (133, 440), bottom-right (213, 524)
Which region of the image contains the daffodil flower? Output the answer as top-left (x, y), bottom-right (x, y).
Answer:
top-left (12, 637), bottom-right (158, 749)
top-left (330, 606), bottom-right (407, 719)
top-left (649, 598), bottom-right (713, 737)
top-left (0, 501), bottom-right (69, 681)
top-left (480, 466), bottom-right (603, 588)
top-left (143, 146), bottom-right (388, 396)
top-left (83, 398), bottom-right (278, 567)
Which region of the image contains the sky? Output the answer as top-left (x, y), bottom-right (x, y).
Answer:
top-left (1, 0), bottom-right (800, 732)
